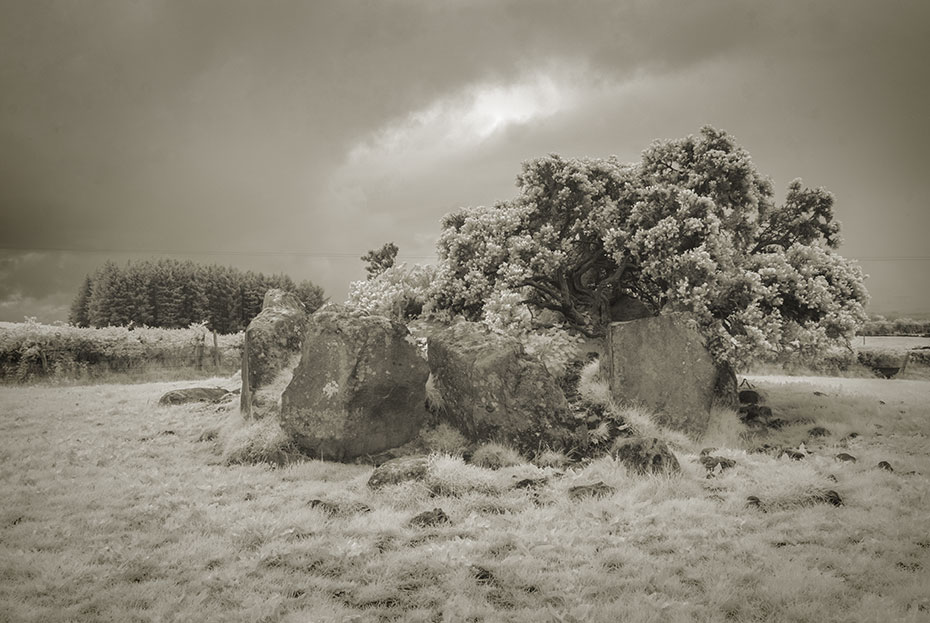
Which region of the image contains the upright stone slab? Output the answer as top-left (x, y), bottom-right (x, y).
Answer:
top-left (604, 313), bottom-right (718, 439)
top-left (240, 289), bottom-right (308, 418)
top-left (428, 322), bottom-right (585, 454)
top-left (280, 311), bottom-right (429, 462)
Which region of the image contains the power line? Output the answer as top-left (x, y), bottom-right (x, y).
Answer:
top-left (0, 245), bottom-right (925, 262)
top-left (0, 245), bottom-right (438, 260)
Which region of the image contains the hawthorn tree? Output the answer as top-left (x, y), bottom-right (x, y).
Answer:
top-left (428, 126), bottom-right (868, 368)
top-left (361, 242), bottom-right (399, 279)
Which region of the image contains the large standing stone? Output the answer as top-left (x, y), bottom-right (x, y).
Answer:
top-left (240, 289), bottom-right (308, 418)
top-left (280, 311), bottom-right (429, 462)
top-left (604, 313), bottom-right (721, 439)
top-left (427, 322), bottom-right (585, 455)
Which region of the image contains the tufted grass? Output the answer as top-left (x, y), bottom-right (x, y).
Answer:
top-left (1, 375), bottom-right (929, 622)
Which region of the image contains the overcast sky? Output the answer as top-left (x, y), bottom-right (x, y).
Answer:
top-left (2, 0), bottom-right (928, 323)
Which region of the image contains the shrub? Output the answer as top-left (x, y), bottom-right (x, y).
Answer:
top-left (0, 319), bottom-right (241, 382)
top-left (344, 263), bottom-right (436, 322)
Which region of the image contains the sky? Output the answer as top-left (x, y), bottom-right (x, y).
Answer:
top-left (2, 0), bottom-right (929, 324)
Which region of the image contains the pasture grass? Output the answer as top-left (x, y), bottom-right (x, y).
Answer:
top-left (1, 376), bottom-right (929, 622)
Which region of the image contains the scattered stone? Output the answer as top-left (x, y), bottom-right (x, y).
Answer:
top-left (877, 461), bottom-right (894, 472)
top-left (281, 311), bottom-right (430, 461)
top-left (767, 418), bottom-right (787, 430)
top-left (160, 430), bottom-right (176, 436)
top-left (568, 482), bottom-right (616, 500)
top-left (835, 453), bottom-right (857, 463)
top-left (611, 437), bottom-right (681, 476)
top-left (308, 499), bottom-right (373, 516)
top-left (427, 322), bottom-right (583, 453)
top-left (813, 391), bottom-right (826, 396)
top-left (196, 428), bottom-right (219, 442)
top-left (308, 499), bottom-right (342, 516)
top-left (604, 313), bottom-right (729, 438)
top-left (746, 496), bottom-right (764, 510)
top-left (367, 456), bottom-right (429, 490)
top-left (879, 400), bottom-right (886, 405)
top-left (807, 426), bottom-right (830, 438)
top-left (738, 389), bottom-right (762, 405)
top-left (513, 477), bottom-right (549, 490)
top-left (827, 474), bottom-right (838, 482)
top-left (700, 456), bottom-right (736, 472)
top-left (738, 404), bottom-right (773, 423)
top-left (699, 447), bottom-right (717, 457)
top-left (409, 508), bottom-right (450, 528)
top-left (781, 449), bottom-right (806, 461)
top-left (158, 387), bottom-right (230, 406)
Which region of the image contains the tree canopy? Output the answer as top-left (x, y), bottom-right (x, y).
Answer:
top-left (428, 126), bottom-right (868, 368)
top-left (361, 242), bottom-right (399, 279)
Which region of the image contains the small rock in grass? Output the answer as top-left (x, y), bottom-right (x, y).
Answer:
top-left (835, 453), bottom-right (857, 463)
top-left (700, 456), bottom-right (736, 472)
top-left (827, 474), bottom-right (838, 482)
top-left (197, 429), bottom-right (219, 442)
top-left (767, 418), bottom-right (787, 430)
top-left (611, 437), bottom-right (681, 476)
top-left (568, 482), bottom-right (616, 500)
top-left (308, 499), bottom-right (341, 515)
top-left (813, 391), bottom-right (827, 397)
top-left (877, 461), bottom-right (894, 472)
top-left (409, 508), bottom-right (450, 528)
top-left (738, 404), bottom-right (773, 423)
top-left (782, 450), bottom-right (806, 461)
top-left (513, 477), bottom-right (548, 490)
top-left (738, 390), bottom-right (761, 405)
top-left (746, 496), bottom-right (764, 510)
top-left (807, 426), bottom-right (830, 438)
top-left (309, 499), bottom-right (373, 516)
top-left (699, 447), bottom-right (717, 457)
top-left (367, 456), bottom-right (429, 489)
top-left (158, 387), bottom-right (230, 405)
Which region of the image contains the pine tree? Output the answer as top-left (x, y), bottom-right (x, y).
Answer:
top-left (68, 275), bottom-right (94, 327)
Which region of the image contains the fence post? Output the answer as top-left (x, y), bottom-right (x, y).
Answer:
top-left (195, 332), bottom-right (205, 370)
top-left (212, 330), bottom-right (220, 368)
top-left (241, 331), bottom-right (252, 419)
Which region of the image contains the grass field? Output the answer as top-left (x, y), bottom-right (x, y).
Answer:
top-left (1, 376), bottom-right (929, 622)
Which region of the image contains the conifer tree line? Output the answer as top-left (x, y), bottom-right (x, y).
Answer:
top-left (68, 259), bottom-right (325, 333)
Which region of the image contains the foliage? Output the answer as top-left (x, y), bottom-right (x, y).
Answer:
top-left (428, 126), bottom-right (868, 369)
top-left (360, 242), bottom-right (399, 279)
top-left (860, 316), bottom-right (930, 336)
top-left (344, 262), bottom-right (436, 321)
top-left (68, 258), bottom-right (324, 333)
top-left (0, 318), bottom-right (241, 382)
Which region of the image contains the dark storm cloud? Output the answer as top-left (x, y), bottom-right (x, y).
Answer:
top-left (1, 0), bottom-right (928, 320)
